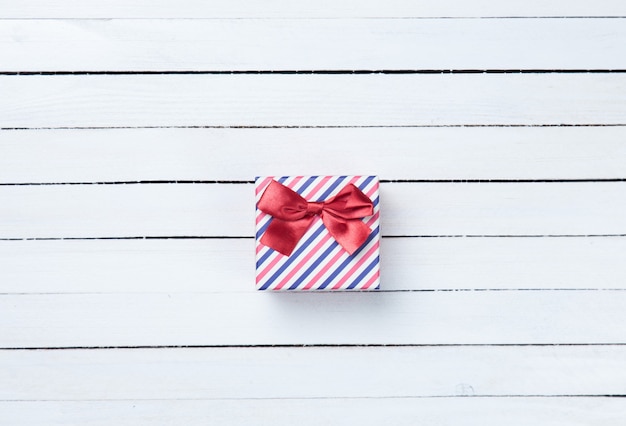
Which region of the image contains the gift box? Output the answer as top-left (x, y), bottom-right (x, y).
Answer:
top-left (255, 175), bottom-right (380, 291)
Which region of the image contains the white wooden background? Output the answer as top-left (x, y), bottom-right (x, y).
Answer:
top-left (1, 1), bottom-right (626, 424)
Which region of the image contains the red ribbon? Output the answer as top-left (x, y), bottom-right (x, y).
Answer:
top-left (257, 180), bottom-right (374, 256)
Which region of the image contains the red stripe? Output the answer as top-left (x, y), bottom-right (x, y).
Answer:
top-left (331, 240), bottom-right (380, 290)
top-left (302, 213), bottom-right (378, 290)
top-left (302, 175), bottom-right (332, 201)
top-left (255, 176), bottom-right (273, 196)
top-left (301, 248), bottom-right (345, 290)
top-left (272, 218), bottom-right (326, 291)
top-left (255, 251), bottom-right (285, 285)
top-left (360, 270), bottom-right (380, 290)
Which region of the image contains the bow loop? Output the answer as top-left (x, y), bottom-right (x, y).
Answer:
top-left (257, 180), bottom-right (309, 221)
top-left (257, 179), bottom-right (374, 256)
top-left (322, 184), bottom-right (374, 219)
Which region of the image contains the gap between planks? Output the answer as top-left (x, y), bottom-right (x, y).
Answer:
top-left (3, 343), bottom-right (626, 351)
top-left (1, 178), bottom-right (626, 186)
top-left (2, 70), bottom-right (626, 75)
top-left (3, 124), bottom-right (626, 130)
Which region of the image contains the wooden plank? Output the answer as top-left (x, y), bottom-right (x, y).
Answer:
top-left (2, 346), bottom-right (626, 398)
top-left (2, 127), bottom-right (625, 183)
top-left (3, 0), bottom-right (625, 18)
top-left (1, 182), bottom-right (624, 238)
top-left (1, 74), bottom-right (625, 128)
top-left (3, 19), bottom-right (626, 71)
top-left (1, 398), bottom-right (624, 426)
top-left (2, 237), bottom-right (625, 293)
top-left (1, 291), bottom-right (625, 346)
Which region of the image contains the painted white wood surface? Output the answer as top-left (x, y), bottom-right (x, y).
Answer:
top-left (1, 399), bottom-right (623, 426)
top-left (3, 238), bottom-right (625, 293)
top-left (1, 127), bottom-right (625, 182)
top-left (3, 291), bottom-right (626, 346)
top-left (3, 74), bottom-right (626, 128)
top-left (3, 0), bottom-right (626, 18)
top-left (3, 19), bottom-right (626, 70)
top-left (1, 2), bottom-right (625, 424)
top-left (3, 346), bottom-right (626, 398)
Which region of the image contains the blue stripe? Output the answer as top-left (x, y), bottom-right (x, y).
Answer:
top-left (346, 256), bottom-right (380, 290)
top-left (294, 176), bottom-right (317, 195)
top-left (287, 240), bottom-right (339, 290)
top-left (358, 175), bottom-right (375, 193)
top-left (255, 246), bottom-right (275, 269)
top-left (256, 220), bottom-right (270, 241)
top-left (313, 175), bottom-right (346, 201)
top-left (258, 224), bottom-right (327, 290)
top-left (317, 226), bottom-right (380, 290)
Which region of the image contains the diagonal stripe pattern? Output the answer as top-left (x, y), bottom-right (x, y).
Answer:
top-left (255, 176), bottom-right (380, 291)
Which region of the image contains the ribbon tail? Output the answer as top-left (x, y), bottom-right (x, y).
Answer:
top-left (323, 216), bottom-right (372, 255)
top-left (260, 216), bottom-right (315, 256)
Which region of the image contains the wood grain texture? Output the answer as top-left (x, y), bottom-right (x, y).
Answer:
top-left (2, 292), bottom-right (625, 346)
top-left (2, 74), bottom-right (626, 128)
top-left (1, 182), bottom-right (624, 238)
top-left (2, 346), bottom-right (626, 398)
top-left (1, 398), bottom-right (624, 426)
top-left (2, 0), bottom-right (626, 18)
top-left (1, 127), bottom-right (625, 183)
top-left (3, 19), bottom-right (626, 71)
top-left (2, 237), bottom-right (625, 293)
top-left (2, 1), bottom-right (625, 423)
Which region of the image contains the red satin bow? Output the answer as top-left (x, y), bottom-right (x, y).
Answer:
top-left (257, 180), bottom-right (374, 256)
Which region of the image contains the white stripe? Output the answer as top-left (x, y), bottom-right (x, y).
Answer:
top-left (254, 176), bottom-right (275, 202)
top-left (321, 221), bottom-right (380, 291)
top-left (335, 236), bottom-right (380, 290)
top-left (276, 228), bottom-right (339, 290)
top-left (309, 245), bottom-right (351, 291)
top-left (305, 216), bottom-right (380, 291)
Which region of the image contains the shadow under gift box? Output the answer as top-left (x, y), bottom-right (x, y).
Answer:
top-left (255, 176), bottom-right (380, 291)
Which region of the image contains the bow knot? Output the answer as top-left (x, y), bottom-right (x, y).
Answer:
top-left (257, 180), bottom-right (374, 256)
top-left (306, 201), bottom-right (324, 215)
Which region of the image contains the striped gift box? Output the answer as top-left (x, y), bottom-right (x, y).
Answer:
top-left (255, 175), bottom-right (380, 291)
